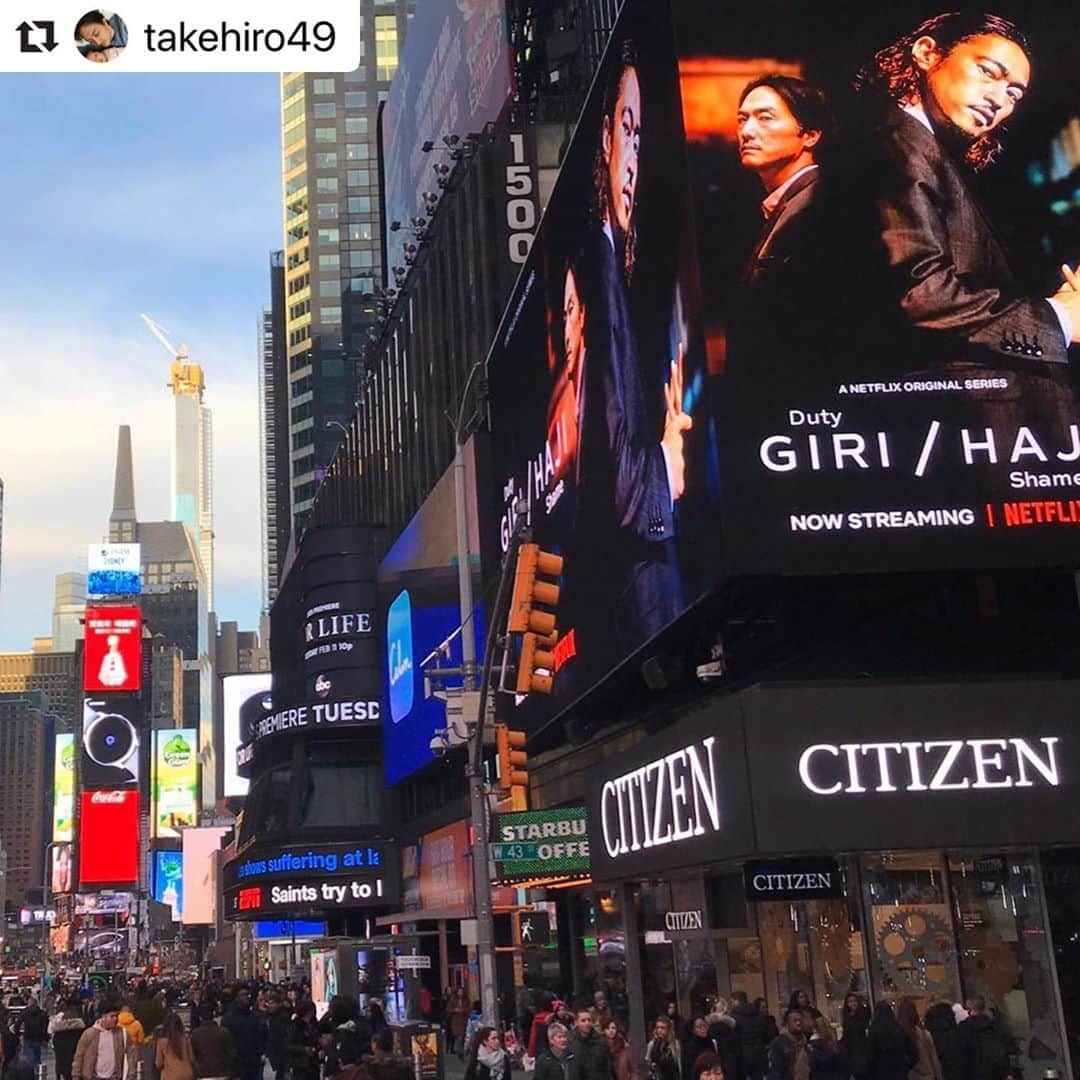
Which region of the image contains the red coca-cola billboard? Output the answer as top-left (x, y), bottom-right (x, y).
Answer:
top-left (83, 606), bottom-right (142, 693)
top-left (78, 790), bottom-right (139, 886)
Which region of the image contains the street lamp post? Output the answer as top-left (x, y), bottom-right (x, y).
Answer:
top-left (41, 842), bottom-right (56, 1001)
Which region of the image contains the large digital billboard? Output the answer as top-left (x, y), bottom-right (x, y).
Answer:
top-left (486, 0), bottom-right (1080, 721)
top-left (82, 696), bottom-right (141, 789)
top-left (153, 850), bottom-right (183, 920)
top-left (83, 606), bottom-right (142, 693)
top-left (152, 728), bottom-right (199, 838)
top-left (381, 0), bottom-right (513, 279)
top-left (86, 543), bottom-right (140, 597)
top-left (52, 733), bottom-right (75, 842)
top-left (222, 674), bottom-right (272, 797)
top-left (78, 790), bottom-right (139, 887)
top-left (181, 826), bottom-right (229, 926)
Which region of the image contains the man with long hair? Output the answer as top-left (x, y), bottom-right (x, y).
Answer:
top-left (853, 11), bottom-right (1080, 371)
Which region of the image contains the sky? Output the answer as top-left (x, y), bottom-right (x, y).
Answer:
top-left (0, 71), bottom-right (282, 650)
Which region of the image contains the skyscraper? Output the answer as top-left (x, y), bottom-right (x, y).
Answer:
top-left (51, 572), bottom-right (86, 653)
top-left (260, 250), bottom-right (290, 609)
top-left (280, 2), bottom-right (413, 534)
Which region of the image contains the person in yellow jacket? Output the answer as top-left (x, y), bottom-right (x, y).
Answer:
top-left (117, 1006), bottom-right (150, 1046)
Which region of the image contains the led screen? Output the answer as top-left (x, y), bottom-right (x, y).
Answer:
top-left (78, 790), bottom-right (139, 887)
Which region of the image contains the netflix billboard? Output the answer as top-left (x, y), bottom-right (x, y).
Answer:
top-left (78, 790), bottom-right (139, 887)
top-left (83, 606), bottom-right (142, 693)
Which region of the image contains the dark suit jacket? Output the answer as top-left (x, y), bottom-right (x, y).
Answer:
top-left (862, 108), bottom-right (1067, 369)
top-left (573, 224), bottom-right (683, 654)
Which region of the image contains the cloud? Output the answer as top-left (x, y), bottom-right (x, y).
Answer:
top-left (0, 308), bottom-right (263, 651)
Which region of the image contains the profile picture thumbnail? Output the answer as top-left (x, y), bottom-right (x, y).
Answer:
top-left (75, 9), bottom-right (128, 63)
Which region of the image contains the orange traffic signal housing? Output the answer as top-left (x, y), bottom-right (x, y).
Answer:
top-left (516, 631), bottom-right (557, 695)
top-left (507, 543), bottom-right (563, 636)
top-left (496, 724), bottom-right (528, 791)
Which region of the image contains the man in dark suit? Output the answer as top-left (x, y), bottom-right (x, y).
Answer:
top-left (853, 11), bottom-right (1080, 376)
top-left (729, 75), bottom-right (839, 387)
top-left (575, 38), bottom-right (692, 660)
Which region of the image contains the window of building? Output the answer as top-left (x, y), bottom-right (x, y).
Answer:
top-left (289, 298), bottom-right (311, 320)
top-left (315, 177), bottom-right (339, 193)
top-left (291, 401), bottom-right (313, 423)
top-left (312, 78), bottom-right (336, 95)
top-left (349, 222), bottom-right (373, 241)
top-left (346, 185), bottom-right (371, 205)
top-left (286, 222), bottom-right (308, 245)
top-left (284, 148), bottom-right (305, 171)
top-left (318, 254), bottom-right (340, 270)
top-left (287, 273), bottom-right (310, 295)
top-left (349, 276), bottom-right (375, 295)
top-left (349, 250), bottom-right (374, 269)
top-left (314, 102), bottom-right (337, 119)
top-left (319, 280), bottom-right (342, 298)
top-left (282, 98), bottom-right (306, 126)
top-left (314, 127), bottom-right (337, 142)
top-left (344, 147), bottom-right (367, 166)
top-left (292, 428), bottom-right (315, 451)
top-left (287, 246), bottom-right (308, 269)
top-left (285, 173), bottom-right (307, 196)
top-left (344, 116), bottom-right (369, 136)
top-left (316, 204), bottom-right (338, 220)
top-left (296, 761), bottom-right (382, 829)
top-left (344, 92), bottom-right (367, 109)
top-left (315, 152), bottom-right (338, 168)
top-left (320, 306), bottom-right (343, 324)
top-left (344, 71), bottom-right (367, 89)
top-left (317, 227), bottom-right (340, 244)
top-left (375, 15), bottom-right (399, 81)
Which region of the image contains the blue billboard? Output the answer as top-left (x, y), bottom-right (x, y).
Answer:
top-left (383, 593), bottom-right (485, 787)
top-left (153, 850), bottom-right (182, 920)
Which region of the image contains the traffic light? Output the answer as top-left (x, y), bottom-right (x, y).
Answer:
top-left (507, 544), bottom-right (563, 635)
top-left (496, 724), bottom-right (528, 809)
top-left (517, 629), bottom-right (557, 695)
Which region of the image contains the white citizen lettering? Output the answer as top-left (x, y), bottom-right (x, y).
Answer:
top-left (969, 739), bottom-right (1013, 789)
top-left (601, 781), bottom-right (620, 859)
top-left (799, 744), bottom-right (842, 795)
top-left (687, 737), bottom-right (720, 836)
top-left (862, 742), bottom-right (904, 792)
top-left (650, 757), bottom-right (672, 847)
top-left (900, 742), bottom-right (929, 791)
top-left (667, 750), bottom-right (694, 841)
top-left (926, 740), bottom-right (970, 790)
top-left (1011, 737), bottom-right (1060, 787)
top-left (840, 744), bottom-right (867, 793)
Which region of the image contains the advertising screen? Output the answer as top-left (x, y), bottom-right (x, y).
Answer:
top-left (52, 733), bottom-right (75, 842)
top-left (78, 790), bottom-right (140, 887)
top-left (82, 696), bottom-right (142, 789)
top-left (83, 606), bottom-right (142, 693)
top-left (153, 729), bottom-right (199, 838)
top-left (381, 0), bottom-right (513, 279)
top-left (51, 843), bottom-right (73, 894)
top-left (222, 673), bottom-right (272, 797)
top-left (86, 544), bottom-right (141, 597)
top-left (486, 0), bottom-right (705, 720)
top-left (182, 826), bottom-right (229, 925)
top-left (153, 850), bottom-right (183, 920)
top-left (670, 0), bottom-right (1080, 575)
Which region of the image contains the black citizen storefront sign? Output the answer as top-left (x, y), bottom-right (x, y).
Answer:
top-left (587, 680), bottom-right (1080, 880)
top-left (743, 858), bottom-right (842, 902)
top-left (224, 840), bottom-right (399, 919)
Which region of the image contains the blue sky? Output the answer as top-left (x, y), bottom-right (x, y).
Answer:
top-left (0, 72), bottom-right (282, 649)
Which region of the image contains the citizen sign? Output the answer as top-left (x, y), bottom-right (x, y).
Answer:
top-left (665, 910), bottom-right (703, 931)
top-left (798, 738), bottom-right (1061, 795)
top-left (601, 737), bottom-right (720, 859)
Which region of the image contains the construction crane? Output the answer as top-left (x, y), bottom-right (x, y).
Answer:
top-left (139, 313), bottom-right (203, 397)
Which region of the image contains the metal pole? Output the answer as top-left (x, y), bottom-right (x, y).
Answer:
top-left (41, 841), bottom-right (54, 1002)
top-left (467, 502), bottom-right (527, 1027)
top-left (453, 439), bottom-right (477, 690)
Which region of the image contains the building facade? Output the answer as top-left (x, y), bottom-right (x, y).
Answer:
top-left (0, 651), bottom-right (78, 732)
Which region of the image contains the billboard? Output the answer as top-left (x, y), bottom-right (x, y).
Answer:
top-left (491, 807), bottom-right (589, 881)
top-left (82, 696), bottom-right (141, 789)
top-left (486, 0), bottom-right (704, 719)
top-left (222, 674), bottom-right (272, 797)
top-left (51, 843), bottom-right (73, 894)
top-left (86, 543), bottom-right (140, 596)
top-left (669, 0), bottom-right (1080, 575)
top-left (486, 0), bottom-right (1080, 723)
top-left (381, 0), bottom-right (513, 278)
top-left (152, 728), bottom-right (199, 838)
top-left (83, 606), bottom-right (142, 693)
top-left (153, 850), bottom-right (183, 920)
top-left (78, 790), bottom-right (140, 887)
top-left (181, 826), bottom-right (229, 925)
top-left (52, 733), bottom-right (75, 842)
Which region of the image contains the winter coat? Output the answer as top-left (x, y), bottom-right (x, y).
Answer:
top-left (266, 1009), bottom-right (292, 1069)
top-left (221, 1006), bottom-right (266, 1073)
top-left (117, 1011), bottom-right (148, 1047)
top-left (72, 1024), bottom-right (138, 1080)
top-left (606, 1035), bottom-right (639, 1080)
top-left (907, 1028), bottom-right (942, 1080)
top-left (766, 1031), bottom-right (805, 1080)
top-left (646, 1039), bottom-right (682, 1080)
top-left (155, 1035), bottom-right (196, 1080)
top-left (707, 1018), bottom-right (741, 1080)
top-left (958, 1015), bottom-right (1009, 1080)
top-left (732, 1004), bottom-right (771, 1080)
top-left (841, 1009), bottom-right (872, 1080)
top-left (570, 1029), bottom-right (612, 1080)
top-left (924, 1006), bottom-right (965, 1080)
top-left (50, 1015), bottom-right (87, 1078)
top-left (536, 1050), bottom-right (574, 1080)
top-left (681, 1036), bottom-right (716, 1080)
top-left (21, 1006), bottom-right (49, 1044)
top-left (867, 1024), bottom-right (917, 1080)
top-left (287, 1018), bottom-right (322, 1080)
top-left (808, 1038), bottom-right (847, 1080)
top-left (191, 1021), bottom-right (236, 1080)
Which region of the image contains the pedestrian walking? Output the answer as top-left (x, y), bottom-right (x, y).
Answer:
top-left (705, 1000), bottom-right (740, 1080)
top-left (570, 1010), bottom-right (611, 1080)
top-left (464, 1028), bottom-right (507, 1080)
top-left (71, 1002), bottom-right (139, 1080)
top-left (155, 1015), bottom-right (195, 1080)
top-left (690, 1052), bottom-right (726, 1080)
top-left (896, 999), bottom-right (942, 1080)
top-left (923, 1004), bottom-right (964, 1080)
top-left (448, 992), bottom-right (470, 1060)
top-left (646, 1018), bottom-right (682, 1080)
top-left (221, 987), bottom-right (266, 1080)
top-left (190, 1003), bottom-right (236, 1080)
top-left (682, 1018), bottom-right (716, 1079)
top-left (841, 997), bottom-right (871, 1080)
top-left (265, 993), bottom-right (292, 1080)
top-left (602, 1019), bottom-right (638, 1080)
top-left (287, 1002), bottom-right (322, 1080)
top-left (766, 1010), bottom-right (807, 1080)
top-left (19, 997), bottom-right (48, 1068)
top-left (807, 1017), bottom-right (846, 1080)
top-left (957, 998), bottom-right (1009, 1080)
top-left (536, 1023), bottom-right (575, 1080)
top-left (867, 1003), bottom-right (917, 1080)
top-left (50, 996), bottom-right (87, 1080)
top-left (730, 993), bottom-right (770, 1080)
